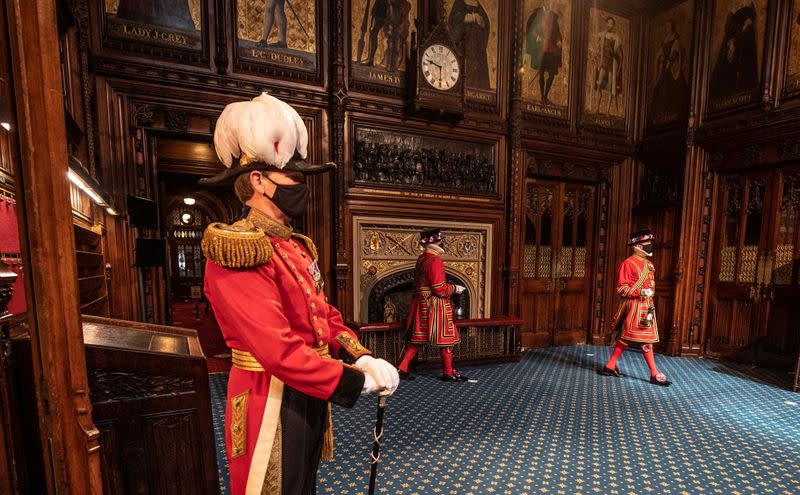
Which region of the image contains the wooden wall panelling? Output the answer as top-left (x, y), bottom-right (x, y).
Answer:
top-left (634, 131), bottom-right (690, 354)
top-left (329, 0), bottom-right (348, 306)
top-left (599, 157), bottom-right (636, 344)
top-left (517, 146), bottom-right (620, 347)
top-left (673, 0), bottom-right (719, 356)
top-left (6, 0), bottom-right (102, 491)
top-left (95, 78), bottom-right (139, 321)
top-left (761, 0), bottom-right (781, 107)
top-left (75, 223), bottom-right (110, 316)
top-left (505, 0), bottom-right (526, 320)
top-left (83, 317), bottom-right (218, 494)
top-left (95, 80), bottom-right (334, 322)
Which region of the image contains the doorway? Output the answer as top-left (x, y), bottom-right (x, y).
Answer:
top-left (521, 178), bottom-right (597, 347)
top-left (708, 168), bottom-right (800, 368)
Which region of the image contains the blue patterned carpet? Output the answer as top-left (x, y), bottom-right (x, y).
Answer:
top-left (210, 346), bottom-right (800, 495)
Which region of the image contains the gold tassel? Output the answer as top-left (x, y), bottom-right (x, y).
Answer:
top-left (321, 404), bottom-right (334, 461)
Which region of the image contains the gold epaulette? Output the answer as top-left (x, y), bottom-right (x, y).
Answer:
top-left (201, 220), bottom-right (274, 268)
top-left (292, 232), bottom-right (318, 260)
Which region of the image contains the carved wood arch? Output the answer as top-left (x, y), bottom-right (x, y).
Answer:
top-left (96, 82), bottom-right (333, 323)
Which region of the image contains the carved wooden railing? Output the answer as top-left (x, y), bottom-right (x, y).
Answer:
top-left (349, 317), bottom-right (524, 368)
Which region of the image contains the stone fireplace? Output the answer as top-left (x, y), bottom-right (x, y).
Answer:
top-left (353, 217), bottom-right (492, 323)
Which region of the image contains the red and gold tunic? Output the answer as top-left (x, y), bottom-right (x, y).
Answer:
top-left (407, 250), bottom-right (460, 346)
top-left (610, 254), bottom-right (659, 343)
top-left (203, 209), bottom-right (371, 495)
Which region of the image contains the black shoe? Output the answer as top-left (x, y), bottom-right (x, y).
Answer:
top-left (650, 374), bottom-right (672, 387)
top-left (441, 370), bottom-right (469, 382)
top-left (398, 370), bottom-right (415, 381)
top-left (599, 366), bottom-right (621, 377)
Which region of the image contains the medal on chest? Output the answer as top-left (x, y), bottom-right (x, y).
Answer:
top-left (307, 260), bottom-right (324, 293)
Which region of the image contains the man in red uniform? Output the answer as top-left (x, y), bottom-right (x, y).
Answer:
top-left (396, 228), bottom-right (469, 382)
top-left (201, 93), bottom-right (400, 495)
top-left (600, 229), bottom-right (671, 386)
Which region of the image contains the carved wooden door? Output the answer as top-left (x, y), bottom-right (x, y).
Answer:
top-left (761, 169), bottom-right (800, 367)
top-left (708, 171), bottom-right (788, 363)
top-left (522, 179), bottom-right (596, 347)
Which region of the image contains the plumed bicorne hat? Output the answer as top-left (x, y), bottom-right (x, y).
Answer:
top-left (420, 228), bottom-right (444, 245)
top-left (628, 229), bottom-right (655, 245)
top-left (199, 92), bottom-right (335, 186)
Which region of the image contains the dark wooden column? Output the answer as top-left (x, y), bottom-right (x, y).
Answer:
top-left (5, 0), bottom-right (102, 492)
top-left (331, 0), bottom-right (349, 312)
top-left (504, 0), bottom-right (524, 318)
top-left (671, 0), bottom-right (713, 356)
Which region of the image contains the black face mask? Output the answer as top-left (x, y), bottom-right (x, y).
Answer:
top-left (641, 244), bottom-right (654, 255)
top-left (266, 182), bottom-right (309, 219)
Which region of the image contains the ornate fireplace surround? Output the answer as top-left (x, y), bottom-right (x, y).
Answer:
top-left (352, 217), bottom-right (493, 323)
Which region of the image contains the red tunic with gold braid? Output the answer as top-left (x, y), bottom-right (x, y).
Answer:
top-left (407, 251), bottom-right (460, 346)
top-left (610, 254), bottom-right (659, 343)
top-left (203, 209), bottom-right (371, 495)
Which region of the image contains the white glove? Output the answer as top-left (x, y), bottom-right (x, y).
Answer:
top-left (356, 355), bottom-right (400, 396)
top-left (361, 372), bottom-right (383, 395)
top-left (642, 288), bottom-right (654, 298)
top-left (454, 284), bottom-right (466, 294)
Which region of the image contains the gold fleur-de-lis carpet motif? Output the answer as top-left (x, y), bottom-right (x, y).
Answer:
top-left (210, 346), bottom-right (800, 494)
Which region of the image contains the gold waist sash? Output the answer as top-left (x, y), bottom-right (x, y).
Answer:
top-left (231, 343), bottom-right (335, 461)
top-left (413, 286), bottom-right (432, 297)
top-left (232, 344), bottom-right (330, 372)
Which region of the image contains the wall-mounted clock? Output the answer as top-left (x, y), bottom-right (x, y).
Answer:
top-left (421, 44), bottom-right (461, 90)
top-left (407, 20), bottom-right (466, 118)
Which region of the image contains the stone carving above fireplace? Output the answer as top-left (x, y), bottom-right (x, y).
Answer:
top-left (353, 217), bottom-right (492, 322)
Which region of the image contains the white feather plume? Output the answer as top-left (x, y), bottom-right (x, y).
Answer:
top-left (213, 101), bottom-right (245, 167)
top-left (213, 92), bottom-right (309, 169)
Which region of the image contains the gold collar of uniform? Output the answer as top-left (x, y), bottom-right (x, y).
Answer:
top-left (247, 208), bottom-right (293, 240)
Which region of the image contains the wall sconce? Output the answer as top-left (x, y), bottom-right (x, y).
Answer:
top-left (183, 197), bottom-right (196, 205)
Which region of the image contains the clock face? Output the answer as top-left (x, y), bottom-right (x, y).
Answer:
top-left (421, 44), bottom-right (460, 90)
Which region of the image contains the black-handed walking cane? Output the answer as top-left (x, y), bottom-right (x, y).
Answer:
top-left (368, 395), bottom-right (387, 495)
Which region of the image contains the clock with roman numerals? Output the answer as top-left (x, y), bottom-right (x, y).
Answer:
top-left (422, 44), bottom-right (460, 90)
top-left (408, 21), bottom-right (465, 118)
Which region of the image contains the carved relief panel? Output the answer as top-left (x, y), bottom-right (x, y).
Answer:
top-left (351, 126), bottom-right (498, 198)
top-left (581, 7), bottom-right (631, 130)
top-left (520, 0), bottom-right (572, 120)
